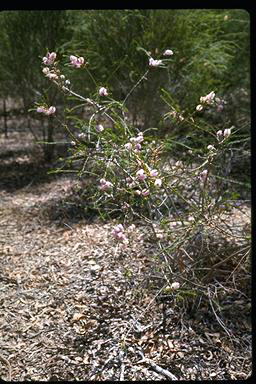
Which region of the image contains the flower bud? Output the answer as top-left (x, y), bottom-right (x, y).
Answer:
top-left (142, 189), bottom-right (150, 197)
top-left (96, 124), bottom-right (104, 133)
top-left (223, 128), bottom-right (231, 139)
top-left (216, 130), bottom-right (223, 141)
top-left (163, 49), bottom-right (173, 56)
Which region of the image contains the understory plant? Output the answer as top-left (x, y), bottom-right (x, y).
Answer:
top-left (35, 49), bottom-right (250, 335)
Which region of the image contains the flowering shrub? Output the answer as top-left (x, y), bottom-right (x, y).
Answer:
top-left (36, 49), bottom-right (249, 302)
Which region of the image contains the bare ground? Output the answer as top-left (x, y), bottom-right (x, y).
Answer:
top-left (0, 129), bottom-right (252, 381)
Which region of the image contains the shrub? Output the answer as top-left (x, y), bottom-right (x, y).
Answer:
top-left (36, 45), bottom-right (250, 334)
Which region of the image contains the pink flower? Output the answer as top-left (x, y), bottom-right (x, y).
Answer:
top-left (163, 49), bottom-right (173, 56)
top-left (37, 106), bottom-right (56, 115)
top-left (135, 133), bottom-right (144, 143)
top-left (42, 52), bottom-right (57, 66)
top-left (136, 169), bottom-right (146, 181)
top-left (37, 107), bottom-right (45, 113)
top-left (124, 142), bottom-right (133, 151)
top-left (135, 143), bottom-right (141, 151)
top-left (149, 169), bottom-right (158, 177)
top-left (171, 282), bottom-right (180, 290)
top-left (149, 58), bottom-right (162, 67)
top-left (154, 178), bottom-right (162, 188)
top-left (99, 178), bottom-right (113, 191)
top-left (70, 55), bottom-right (85, 68)
top-left (99, 87), bottom-right (108, 96)
top-left (46, 106), bottom-right (56, 115)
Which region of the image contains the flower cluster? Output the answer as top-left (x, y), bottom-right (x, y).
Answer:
top-left (196, 91), bottom-right (216, 111)
top-left (216, 128), bottom-right (232, 141)
top-left (37, 106), bottom-right (56, 115)
top-left (196, 92), bottom-right (226, 113)
top-left (42, 52), bottom-right (71, 90)
top-left (124, 132), bottom-right (144, 152)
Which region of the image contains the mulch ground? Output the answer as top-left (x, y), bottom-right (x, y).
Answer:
top-left (0, 129), bottom-right (252, 381)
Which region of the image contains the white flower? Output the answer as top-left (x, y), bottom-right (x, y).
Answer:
top-left (46, 72), bottom-right (58, 80)
top-left (223, 128), bottom-right (231, 139)
top-left (42, 67), bottom-right (50, 75)
top-left (207, 145), bottom-right (216, 151)
top-left (196, 104), bottom-right (203, 111)
top-left (154, 178), bottom-right (162, 188)
top-left (149, 58), bottom-right (162, 67)
top-left (96, 124), bottom-right (104, 133)
top-left (127, 224), bottom-right (136, 232)
top-left (163, 49), bottom-right (173, 56)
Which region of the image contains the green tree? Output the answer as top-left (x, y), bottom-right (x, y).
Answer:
top-left (0, 10), bottom-right (70, 161)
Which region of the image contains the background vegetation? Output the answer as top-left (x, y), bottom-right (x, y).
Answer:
top-left (0, 9), bottom-right (250, 177)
